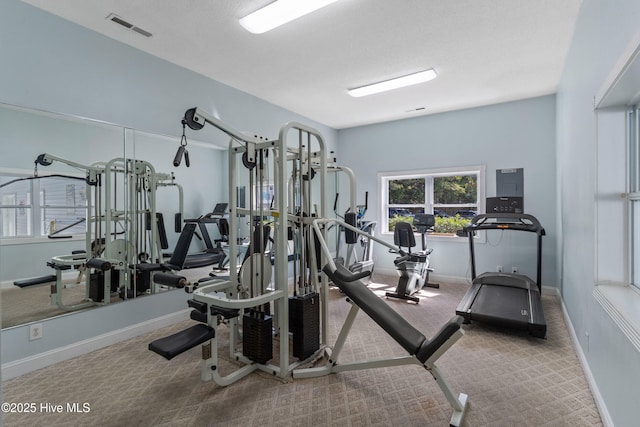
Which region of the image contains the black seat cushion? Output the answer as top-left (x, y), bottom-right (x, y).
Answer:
top-left (148, 324), bottom-right (215, 360)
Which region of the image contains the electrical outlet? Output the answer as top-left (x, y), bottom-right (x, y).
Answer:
top-left (497, 265), bottom-right (503, 273)
top-left (29, 323), bottom-right (43, 341)
top-left (512, 266), bottom-right (518, 274)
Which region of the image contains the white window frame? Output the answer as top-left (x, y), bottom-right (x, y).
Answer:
top-left (592, 35), bottom-right (640, 354)
top-left (630, 107), bottom-right (640, 290)
top-left (0, 168), bottom-right (86, 244)
top-left (1, 193), bottom-right (19, 237)
top-left (378, 165), bottom-right (485, 237)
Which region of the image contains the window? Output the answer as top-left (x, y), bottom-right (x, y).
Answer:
top-left (0, 173), bottom-right (86, 239)
top-left (592, 40), bottom-right (640, 353)
top-left (380, 165), bottom-right (485, 235)
top-left (629, 106), bottom-right (640, 290)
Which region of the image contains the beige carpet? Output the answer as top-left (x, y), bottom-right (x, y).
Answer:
top-left (2, 277), bottom-right (94, 328)
top-left (1, 267), bottom-right (213, 328)
top-left (2, 275), bottom-right (602, 426)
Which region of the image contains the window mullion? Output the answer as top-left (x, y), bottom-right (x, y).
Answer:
top-left (633, 108), bottom-right (639, 192)
top-left (33, 179), bottom-right (41, 237)
top-left (425, 175), bottom-right (433, 214)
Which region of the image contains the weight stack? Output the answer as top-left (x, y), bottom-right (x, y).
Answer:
top-left (89, 271), bottom-right (119, 302)
top-left (242, 310), bottom-right (273, 364)
top-left (89, 273), bottom-right (104, 302)
top-left (289, 292), bottom-right (320, 360)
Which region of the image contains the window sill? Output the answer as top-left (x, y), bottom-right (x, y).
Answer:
top-left (381, 231), bottom-right (466, 240)
top-left (593, 282), bottom-right (640, 353)
top-left (380, 231), bottom-right (485, 243)
top-left (0, 235), bottom-right (85, 246)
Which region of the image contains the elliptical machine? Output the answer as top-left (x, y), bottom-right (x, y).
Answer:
top-left (332, 192), bottom-right (376, 278)
top-left (386, 213), bottom-right (439, 303)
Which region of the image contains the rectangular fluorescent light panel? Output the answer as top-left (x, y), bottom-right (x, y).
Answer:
top-left (240, 0), bottom-right (339, 34)
top-left (348, 69), bottom-right (437, 97)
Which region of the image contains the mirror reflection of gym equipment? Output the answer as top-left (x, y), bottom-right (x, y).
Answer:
top-left (11, 153), bottom-right (187, 310)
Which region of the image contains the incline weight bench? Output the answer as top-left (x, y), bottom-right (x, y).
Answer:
top-left (294, 263), bottom-right (468, 427)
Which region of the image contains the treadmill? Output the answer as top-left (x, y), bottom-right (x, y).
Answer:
top-left (455, 213), bottom-right (546, 338)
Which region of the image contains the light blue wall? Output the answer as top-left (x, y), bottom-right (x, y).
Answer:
top-left (556, 1), bottom-right (640, 426)
top-left (0, 0), bottom-right (337, 365)
top-left (337, 95), bottom-right (557, 286)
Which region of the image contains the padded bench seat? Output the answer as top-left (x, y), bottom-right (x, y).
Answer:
top-left (324, 264), bottom-right (462, 363)
top-left (13, 275), bottom-right (57, 288)
top-left (149, 324), bottom-right (215, 360)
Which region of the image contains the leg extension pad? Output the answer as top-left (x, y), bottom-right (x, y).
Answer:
top-left (149, 324), bottom-right (215, 360)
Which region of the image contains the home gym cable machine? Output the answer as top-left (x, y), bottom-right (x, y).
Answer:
top-left (150, 107), bottom-right (330, 383)
top-left (148, 107), bottom-right (468, 426)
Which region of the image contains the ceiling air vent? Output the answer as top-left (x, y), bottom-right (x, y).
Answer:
top-left (106, 13), bottom-right (152, 38)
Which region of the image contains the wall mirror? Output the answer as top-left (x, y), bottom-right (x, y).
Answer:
top-left (0, 102), bottom-right (227, 329)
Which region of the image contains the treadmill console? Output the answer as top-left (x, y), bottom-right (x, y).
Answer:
top-left (486, 197), bottom-right (523, 214)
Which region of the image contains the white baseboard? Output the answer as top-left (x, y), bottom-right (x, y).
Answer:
top-left (1, 309), bottom-right (191, 380)
top-left (430, 273), bottom-right (470, 286)
top-left (374, 267), bottom-right (470, 286)
top-left (560, 299), bottom-right (613, 427)
top-left (374, 268), bottom-right (560, 294)
top-left (429, 274), bottom-right (560, 294)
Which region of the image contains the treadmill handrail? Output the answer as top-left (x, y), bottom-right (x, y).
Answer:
top-left (464, 213), bottom-right (545, 236)
top-left (465, 212), bottom-right (544, 292)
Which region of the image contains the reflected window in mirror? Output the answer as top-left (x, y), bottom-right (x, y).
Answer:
top-left (0, 173), bottom-right (86, 239)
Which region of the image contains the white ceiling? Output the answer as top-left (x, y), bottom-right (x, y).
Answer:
top-left (21, 0), bottom-right (583, 129)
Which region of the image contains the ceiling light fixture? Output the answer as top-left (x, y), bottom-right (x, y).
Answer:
top-left (348, 69), bottom-right (438, 97)
top-left (239, 0), bottom-right (339, 34)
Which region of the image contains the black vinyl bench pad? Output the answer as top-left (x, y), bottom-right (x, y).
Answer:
top-left (13, 275), bottom-right (57, 288)
top-left (416, 315), bottom-right (463, 363)
top-left (324, 264), bottom-right (462, 364)
top-left (149, 324), bottom-right (215, 360)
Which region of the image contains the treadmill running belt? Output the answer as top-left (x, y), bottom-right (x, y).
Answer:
top-left (462, 283), bottom-right (546, 338)
top-left (471, 285), bottom-right (531, 330)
